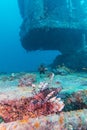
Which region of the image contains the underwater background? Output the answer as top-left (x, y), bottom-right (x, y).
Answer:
top-left (0, 0), bottom-right (59, 72)
top-left (0, 0), bottom-right (87, 129)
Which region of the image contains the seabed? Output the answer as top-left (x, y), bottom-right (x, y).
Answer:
top-left (0, 71), bottom-right (87, 130)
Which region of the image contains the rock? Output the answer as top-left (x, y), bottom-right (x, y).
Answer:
top-left (52, 51), bottom-right (87, 71)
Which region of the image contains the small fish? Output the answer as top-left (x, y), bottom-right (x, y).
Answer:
top-left (82, 68), bottom-right (87, 70)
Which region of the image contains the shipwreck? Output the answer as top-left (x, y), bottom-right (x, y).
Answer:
top-left (18, 0), bottom-right (87, 70)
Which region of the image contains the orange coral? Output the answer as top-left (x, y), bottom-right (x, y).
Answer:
top-left (34, 121), bottom-right (40, 128)
top-left (0, 126), bottom-right (6, 130)
top-left (19, 119), bottom-right (29, 124)
top-left (13, 125), bottom-right (17, 129)
top-left (58, 114), bottom-right (64, 125)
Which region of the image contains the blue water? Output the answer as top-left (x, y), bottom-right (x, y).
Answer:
top-left (0, 0), bottom-right (59, 73)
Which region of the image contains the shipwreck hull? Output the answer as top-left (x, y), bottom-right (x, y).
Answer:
top-left (21, 28), bottom-right (83, 53)
top-left (18, 0), bottom-right (87, 70)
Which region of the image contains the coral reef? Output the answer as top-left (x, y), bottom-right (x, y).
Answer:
top-left (0, 72), bottom-right (87, 129)
top-left (18, 74), bottom-right (36, 87)
top-left (52, 65), bottom-right (71, 75)
top-left (0, 87), bottom-right (64, 123)
top-left (0, 109), bottom-right (87, 130)
top-left (62, 90), bottom-right (87, 111)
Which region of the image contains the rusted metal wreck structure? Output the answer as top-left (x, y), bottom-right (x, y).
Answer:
top-left (18, 0), bottom-right (87, 70)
